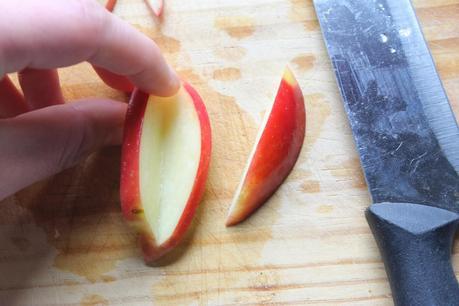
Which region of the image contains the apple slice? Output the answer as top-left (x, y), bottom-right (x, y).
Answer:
top-left (105, 0), bottom-right (117, 12)
top-left (226, 67), bottom-right (305, 226)
top-left (145, 0), bottom-right (164, 17)
top-left (120, 82), bottom-right (211, 263)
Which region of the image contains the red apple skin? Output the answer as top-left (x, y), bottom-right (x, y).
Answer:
top-left (0, 76), bottom-right (28, 118)
top-left (226, 68), bottom-right (305, 226)
top-left (120, 82), bottom-right (211, 264)
top-left (105, 0), bottom-right (117, 12)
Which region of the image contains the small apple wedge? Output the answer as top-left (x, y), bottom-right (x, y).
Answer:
top-left (120, 83), bottom-right (211, 264)
top-left (226, 67), bottom-right (305, 226)
top-left (145, 0), bottom-right (164, 17)
top-left (105, 0), bottom-right (117, 12)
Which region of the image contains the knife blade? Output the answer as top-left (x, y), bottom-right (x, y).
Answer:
top-left (314, 0), bottom-right (459, 305)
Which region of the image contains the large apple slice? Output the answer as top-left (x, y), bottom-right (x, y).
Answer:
top-left (120, 83), bottom-right (211, 263)
top-left (226, 67), bottom-right (305, 226)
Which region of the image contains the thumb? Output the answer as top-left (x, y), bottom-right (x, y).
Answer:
top-left (0, 99), bottom-right (127, 200)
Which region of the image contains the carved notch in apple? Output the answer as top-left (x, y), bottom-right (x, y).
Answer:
top-left (120, 83), bottom-right (211, 264)
top-left (145, 0), bottom-right (164, 17)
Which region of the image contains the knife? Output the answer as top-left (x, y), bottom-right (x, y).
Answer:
top-left (313, 0), bottom-right (459, 305)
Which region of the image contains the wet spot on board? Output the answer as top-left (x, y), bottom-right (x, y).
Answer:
top-left (15, 148), bottom-right (138, 282)
top-left (215, 16), bottom-right (256, 39)
top-left (63, 279), bottom-right (80, 286)
top-left (80, 294), bottom-right (109, 306)
top-left (150, 68), bottom-right (280, 304)
top-left (214, 46), bottom-right (248, 61)
top-left (317, 205), bottom-right (334, 214)
top-left (429, 38), bottom-right (459, 80)
top-left (213, 67), bottom-right (242, 81)
top-left (304, 94), bottom-right (332, 152)
top-left (301, 180), bottom-right (321, 193)
top-left (247, 270), bottom-right (281, 303)
top-left (153, 35), bottom-right (181, 54)
top-left (135, 27), bottom-right (182, 67)
top-left (292, 54), bottom-right (316, 72)
top-left (328, 158), bottom-right (367, 189)
top-left (289, 0), bottom-right (320, 32)
top-left (289, 169), bottom-right (313, 181)
top-left (101, 275), bottom-right (117, 283)
top-left (151, 228), bottom-right (277, 304)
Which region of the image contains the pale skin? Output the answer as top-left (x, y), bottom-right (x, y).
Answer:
top-left (0, 0), bottom-right (180, 200)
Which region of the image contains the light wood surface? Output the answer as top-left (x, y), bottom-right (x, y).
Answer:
top-left (1, 0), bottom-right (458, 305)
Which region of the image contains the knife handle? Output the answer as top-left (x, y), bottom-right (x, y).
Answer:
top-left (366, 202), bottom-right (459, 306)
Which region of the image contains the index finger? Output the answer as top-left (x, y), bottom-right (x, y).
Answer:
top-left (0, 0), bottom-right (179, 96)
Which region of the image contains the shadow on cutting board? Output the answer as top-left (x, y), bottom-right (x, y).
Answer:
top-left (0, 148), bottom-right (136, 286)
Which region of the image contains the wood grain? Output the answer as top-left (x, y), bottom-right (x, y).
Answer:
top-left (0, 0), bottom-right (458, 305)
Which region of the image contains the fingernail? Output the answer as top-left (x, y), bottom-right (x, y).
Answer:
top-left (167, 66), bottom-right (181, 95)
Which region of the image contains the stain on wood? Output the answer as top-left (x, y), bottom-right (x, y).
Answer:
top-left (327, 158), bottom-right (368, 190)
top-left (301, 180), bottom-right (321, 193)
top-left (304, 94), bottom-right (332, 151)
top-left (317, 205), bottom-right (334, 214)
top-left (212, 67), bottom-right (242, 81)
top-left (0, 0), bottom-right (457, 305)
top-left (214, 46), bottom-right (247, 61)
top-left (215, 16), bottom-right (256, 39)
top-left (149, 68), bottom-right (280, 305)
top-left (289, 0), bottom-right (321, 32)
top-left (135, 27), bottom-right (182, 67)
top-left (80, 294), bottom-right (109, 306)
top-left (292, 54), bottom-right (316, 72)
top-left (15, 148), bottom-right (137, 282)
top-left (152, 35), bottom-right (182, 54)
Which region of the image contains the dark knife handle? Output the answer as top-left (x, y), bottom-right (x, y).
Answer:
top-left (366, 202), bottom-right (459, 306)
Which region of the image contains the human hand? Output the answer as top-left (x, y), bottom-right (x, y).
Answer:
top-left (0, 0), bottom-right (180, 200)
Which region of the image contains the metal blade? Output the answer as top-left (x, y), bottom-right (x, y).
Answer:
top-left (314, 0), bottom-right (459, 211)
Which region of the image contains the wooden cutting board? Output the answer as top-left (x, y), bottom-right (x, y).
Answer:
top-left (1, 0), bottom-right (458, 305)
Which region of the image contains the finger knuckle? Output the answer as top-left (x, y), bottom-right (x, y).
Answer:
top-left (73, 0), bottom-right (109, 46)
top-left (56, 106), bottom-right (95, 170)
